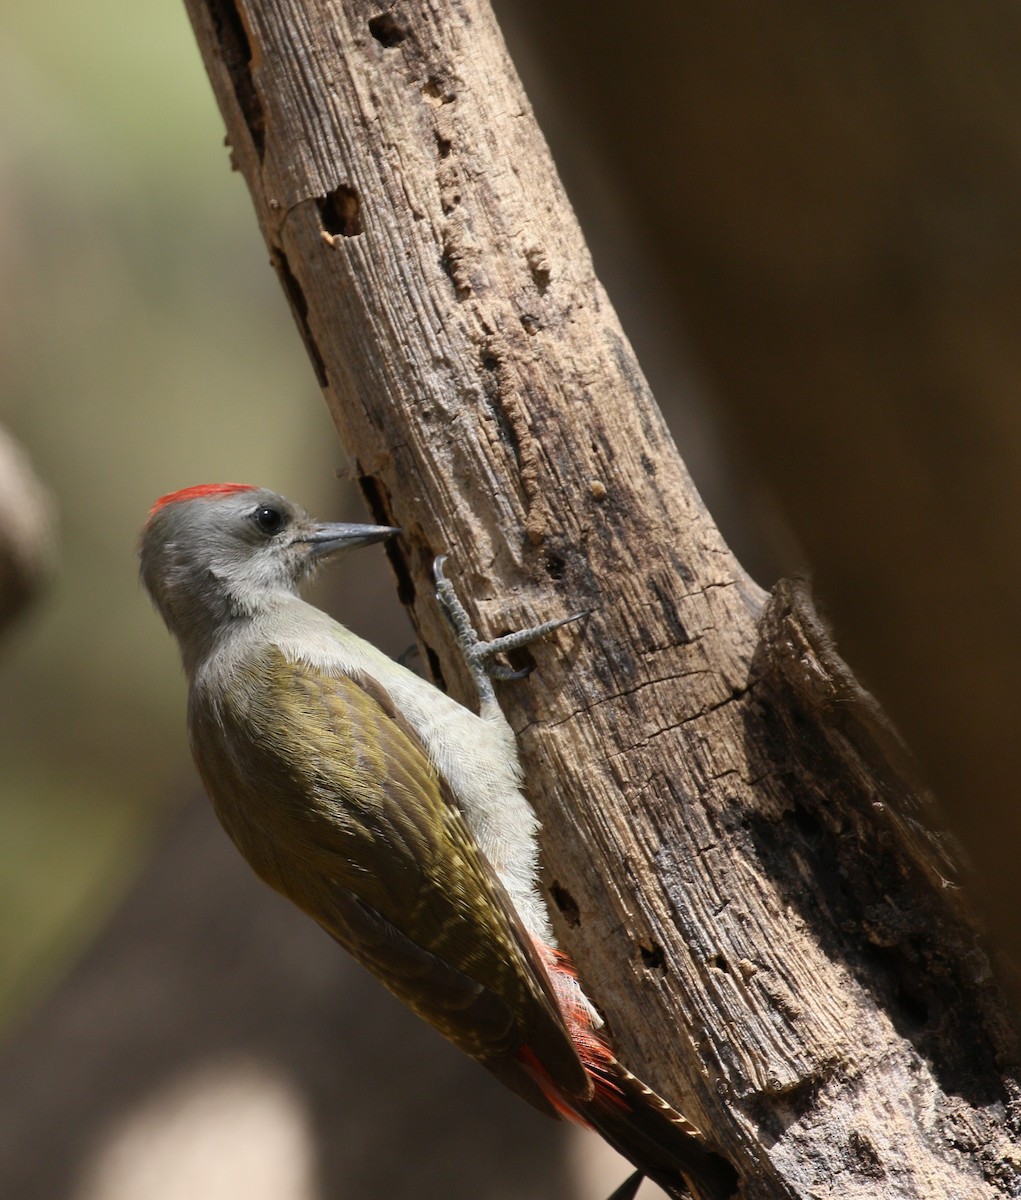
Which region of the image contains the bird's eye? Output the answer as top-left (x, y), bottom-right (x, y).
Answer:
top-left (252, 505), bottom-right (288, 536)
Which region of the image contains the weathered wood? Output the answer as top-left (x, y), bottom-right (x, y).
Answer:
top-left (499, 0), bottom-right (1021, 984)
top-left (180, 2), bottom-right (1019, 1196)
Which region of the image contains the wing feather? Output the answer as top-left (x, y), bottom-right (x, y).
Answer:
top-left (188, 645), bottom-right (589, 1105)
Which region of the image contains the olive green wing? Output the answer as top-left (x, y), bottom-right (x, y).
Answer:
top-left (189, 646), bottom-right (589, 1109)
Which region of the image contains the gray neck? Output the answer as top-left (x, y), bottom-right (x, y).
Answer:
top-left (161, 573), bottom-right (296, 678)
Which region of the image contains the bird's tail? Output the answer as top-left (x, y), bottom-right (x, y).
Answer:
top-left (533, 944), bottom-right (738, 1200)
top-left (578, 1057), bottom-right (739, 1200)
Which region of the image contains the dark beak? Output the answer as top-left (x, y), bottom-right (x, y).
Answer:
top-left (302, 522), bottom-right (401, 559)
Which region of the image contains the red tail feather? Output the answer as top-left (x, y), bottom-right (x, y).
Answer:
top-left (523, 941), bottom-right (739, 1200)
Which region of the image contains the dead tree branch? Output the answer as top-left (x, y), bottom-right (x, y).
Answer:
top-left (180, 2), bottom-right (1019, 1196)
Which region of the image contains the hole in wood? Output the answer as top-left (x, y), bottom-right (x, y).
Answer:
top-left (893, 981), bottom-right (930, 1028)
top-left (207, 0), bottom-right (265, 159)
top-left (549, 883), bottom-right (580, 927)
top-left (356, 474), bottom-right (413, 608)
top-left (319, 185), bottom-right (362, 237)
top-left (544, 551), bottom-right (566, 581)
top-left (639, 943), bottom-right (666, 972)
top-left (423, 77), bottom-right (455, 106)
top-left (368, 12), bottom-right (406, 46)
top-left (501, 639), bottom-right (536, 679)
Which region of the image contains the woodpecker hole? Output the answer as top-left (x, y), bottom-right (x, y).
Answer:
top-left (368, 12), bottom-right (406, 46)
top-left (434, 132), bottom-right (452, 159)
top-left (499, 641), bottom-right (535, 679)
top-left (319, 185), bottom-right (362, 238)
top-left (357, 474), bottom-right (413, 609)
top-left (549, 883), bottom-right (580, 927)
top-left (709, 953), bottom-right (730, 974)
top-left (207, 0), bottom-right (265, 159)
top-left (544, 551), bottom-right (567, 581)
top-left (639, 943), bottom-right (666, 972)
top-left (386, 543), bottom-right (415, 609)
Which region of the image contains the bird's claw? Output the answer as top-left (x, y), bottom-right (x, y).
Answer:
top-left (487, 662), bottom-right (530, 681)
top-left (606, 1170), bottom-right (645, 1200)
top-left (432, 555), bottom-right (588, 706)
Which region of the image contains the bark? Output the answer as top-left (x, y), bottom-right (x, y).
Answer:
top-left (180, 2), bottom-right (1020, 1197)
top-left (498, 0), bottom-right (1021, 996)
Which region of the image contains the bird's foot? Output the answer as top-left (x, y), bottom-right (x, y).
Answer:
top-left (433, 555), bottom-right (586, 706)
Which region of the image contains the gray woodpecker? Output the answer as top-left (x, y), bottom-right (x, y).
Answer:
top-left (138, 483), bottom-right (737, 1200)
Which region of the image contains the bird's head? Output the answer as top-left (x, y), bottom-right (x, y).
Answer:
top-left (139, 483), bottom-right (398, 660)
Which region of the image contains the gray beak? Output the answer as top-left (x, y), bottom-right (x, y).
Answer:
top-left (302, 522), bottom-right (401, 559)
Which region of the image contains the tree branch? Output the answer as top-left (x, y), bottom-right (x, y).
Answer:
top-left (181, 1), bottom-right (1019, 1195)
top-left (501, 0), bottom-right (1021, 990)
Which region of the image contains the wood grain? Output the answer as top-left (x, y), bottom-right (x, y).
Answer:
top-left (180, 2), bottom-right (1019, 1195)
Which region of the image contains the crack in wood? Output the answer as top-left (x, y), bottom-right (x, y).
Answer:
top-left (206, 0), bottom-right (265, 159)
top-left (270, 248), bottom-right (328, 387)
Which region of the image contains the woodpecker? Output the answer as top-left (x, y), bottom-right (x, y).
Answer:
top-left (139, 483), bottom-right (737, 1200)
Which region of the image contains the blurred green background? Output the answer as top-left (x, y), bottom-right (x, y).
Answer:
top-left (0, 0), bottom-right (349, 1029)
